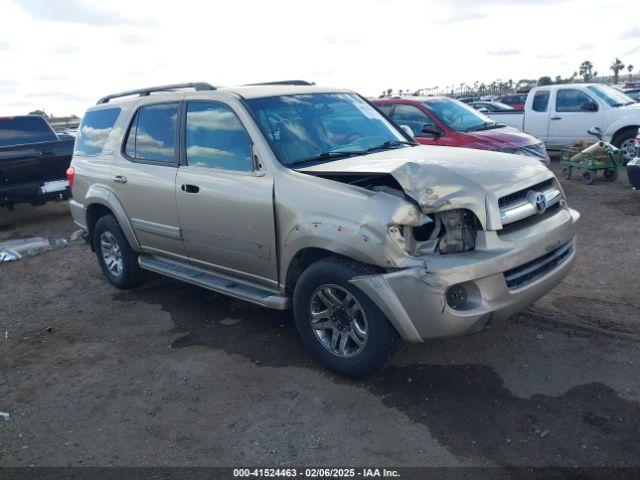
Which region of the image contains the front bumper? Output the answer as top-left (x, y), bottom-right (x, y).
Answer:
top-left (351, 207), bottom-right (580, 342)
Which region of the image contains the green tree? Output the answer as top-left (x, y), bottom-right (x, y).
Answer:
top-left (579, 60), bottom-right (594, 81)
top-left (610, 58), bottom-right (625, 84)
top-left (538, 76), bottom-right (553, 86)
top-left (628, 64), bottom-right (634, 81)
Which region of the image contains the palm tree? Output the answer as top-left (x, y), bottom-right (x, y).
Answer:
top-left (610, 58), bottom-right (625, 85)
top-left (628, 64), bottom-right (635, 81)
top-left (579, 60), bottom-right (594, 81)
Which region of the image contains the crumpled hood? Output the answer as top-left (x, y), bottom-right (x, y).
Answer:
top-left (297, 145), bottom-right (552, 223)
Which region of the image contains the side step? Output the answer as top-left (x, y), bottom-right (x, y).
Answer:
top-left (138, 255), bottom-right (291, 310)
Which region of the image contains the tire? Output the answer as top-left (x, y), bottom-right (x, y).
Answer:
top-left (582, 170), bottom-right (595, 185)
top-left (93, 215), bottom-right (146, 289)
top-left (612, 128), bottom-right (637, 166)
top-left (293, 256), bottom-right (400, 378)
top-left (603, 168), bottom-right (618, 181)
top-left (561, 167), bottom-right (572, 180)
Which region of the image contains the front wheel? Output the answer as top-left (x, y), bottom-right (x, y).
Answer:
top-left (93, 215), bottom-right (146, 289)
top-left (293, 257), bottom-right (400, 378)
top-left (582, 170), bottom-right (595, 185)
top-left (613, 129), bottom-right (637, 166)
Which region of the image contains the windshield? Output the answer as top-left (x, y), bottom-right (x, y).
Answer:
top-left (423, 97), bottom-right (496, 132)
top-left (586, 85), bottom-right (635, 107)
top-left (245, 93), bottom-right (407, 166)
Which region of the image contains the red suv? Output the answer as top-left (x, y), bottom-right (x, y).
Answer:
top-left (373, 96), bottom-right (549, 164)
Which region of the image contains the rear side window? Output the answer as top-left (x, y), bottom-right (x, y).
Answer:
top-left (0, 116), bottom-right (57, 147)
top-left (376, 104), bottom-right (395, 116)
top-left (75, 108), bottom-right (121, 156)
top-left (185, 102), bottom-right (253, 171)
top-left (532, 91), bottom-right (550, 112)
top-left (124, 103), bottom-right (179, 163)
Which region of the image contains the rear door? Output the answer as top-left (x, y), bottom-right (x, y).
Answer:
top-left (111, 102), bottom-right (186, 258)
top-left (524, 89), bottom-right (551, 142)
top-left (176, 100), bottom-right (277, 287)
top-left (548, 87), bottom-right (603, 147)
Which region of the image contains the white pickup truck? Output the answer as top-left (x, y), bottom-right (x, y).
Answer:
top-left (487, 84), bottom-right (640, 162)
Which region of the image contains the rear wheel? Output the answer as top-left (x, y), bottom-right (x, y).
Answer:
top-left (293, 257), bottom-right (400, 378)
top-left (93, 215), bottom-right (145, 289)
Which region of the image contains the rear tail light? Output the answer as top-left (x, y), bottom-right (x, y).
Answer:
top-left (66, 167), bottom-right (75, 188)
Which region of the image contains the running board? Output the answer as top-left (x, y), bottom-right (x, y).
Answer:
top-left (138, 255), bottom-right (290, 310)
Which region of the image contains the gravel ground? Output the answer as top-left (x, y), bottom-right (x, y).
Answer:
top-left (0, 161), bottom-right (639, 468)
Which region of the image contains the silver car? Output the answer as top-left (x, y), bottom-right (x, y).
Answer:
top-left (68, 81), bottom-right (580, 378)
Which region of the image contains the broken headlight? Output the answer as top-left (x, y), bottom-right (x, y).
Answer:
top-left (395, 209), bottom-right (479, 255)
top-left (436, 209), bottom-right (478, 254)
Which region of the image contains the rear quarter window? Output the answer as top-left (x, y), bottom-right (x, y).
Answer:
top-left (75, 108), bottom-right (121, 156)
top-left (0, 116), bottom-right (57, 147)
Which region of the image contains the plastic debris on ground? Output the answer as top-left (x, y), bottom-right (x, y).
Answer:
top-left (0, 237), bottom-right (51, 263)
top-left (0, 412), bottom-right (9, 421)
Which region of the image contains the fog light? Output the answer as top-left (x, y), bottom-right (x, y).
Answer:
top-left (446, 284), bottom-right (468, 310)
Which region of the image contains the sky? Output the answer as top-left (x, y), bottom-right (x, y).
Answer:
top-left (0, 0), bottom-right (639, 116)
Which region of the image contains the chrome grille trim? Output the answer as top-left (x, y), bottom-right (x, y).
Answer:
top-left (500, 188), bottom-right (562, 226)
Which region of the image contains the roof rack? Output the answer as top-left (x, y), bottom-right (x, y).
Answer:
top-left (97, 82), bottom-right (216, 104)
top-left (244, 80), bottom-right (315, 87)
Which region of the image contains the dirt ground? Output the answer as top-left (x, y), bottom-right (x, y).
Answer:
top-left (1, 161), bottom-right (639, 469)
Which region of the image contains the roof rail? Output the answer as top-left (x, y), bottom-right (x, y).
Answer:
top-left (96, 82), bottom-right (216, 104)
top-left (244, 80), bottom-right (315, 87)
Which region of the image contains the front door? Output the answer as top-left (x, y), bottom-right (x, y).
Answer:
top-left (176, 101), bottom-right (278, 287)
top-left (111, 102), bottom-right (186, 258)
top-left (548, 88), bottom-right (603, 148)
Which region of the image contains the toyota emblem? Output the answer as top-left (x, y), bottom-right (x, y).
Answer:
top-left (526, 190), bottom-right (548, 215)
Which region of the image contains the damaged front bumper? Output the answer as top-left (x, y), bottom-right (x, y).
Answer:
top-left (350, 207), bottom-right (580, 342)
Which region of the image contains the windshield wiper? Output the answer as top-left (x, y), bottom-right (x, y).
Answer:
top-left (289, 150), bottom-right (367, 166)
top-left (466, 122), bottom-right (501, 132)
top-left (365, 140), bottom-right (416, 152)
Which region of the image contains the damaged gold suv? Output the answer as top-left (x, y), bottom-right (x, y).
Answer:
top-left (68, 81), bottom-right (580, 378)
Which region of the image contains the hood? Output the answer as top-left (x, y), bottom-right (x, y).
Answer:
top-left (297, 145), bottom-right (551, 221)
top-left (461, 125), bottom-right (539, 149)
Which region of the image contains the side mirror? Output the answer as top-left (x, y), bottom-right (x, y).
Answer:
top-left (400, 125), bottom-right (415, 139)
top-left (420, 124), bottom-right (444, 137)
top-left (587, 127), bottom-right (603, 139)
top-left (581, 102), bottom-right (597, 112)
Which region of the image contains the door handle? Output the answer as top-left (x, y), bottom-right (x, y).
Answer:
top-left (550, 116), bottom-right (562, 120)
top-left (113, 175), bottom-right (127, 184)
top-left (181, 184), bottom-right (200, 194)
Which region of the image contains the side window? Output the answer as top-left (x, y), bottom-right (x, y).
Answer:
top-left (75, 108), bottom-right (121, 155)
top-left (390, 104), bottom-right (435, 137)
top-left (532, 91), bottom-right (550, 112)
top-left (556, 89), bottom-right (597, 113)
top-left (124, 103), bottom-right (179, 163)
top-left (376, 104), bottom-right (394, 116)
top-left (185, 102), bottom-right (253, 171)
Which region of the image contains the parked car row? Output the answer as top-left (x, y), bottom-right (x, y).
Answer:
top-left (373, 96), bottom-right (550, 164)
top-left (486, 84), bottom-right (640, 163)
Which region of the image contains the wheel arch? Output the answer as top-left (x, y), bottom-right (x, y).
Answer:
top-left (84, 185), bottom-right (140, 251)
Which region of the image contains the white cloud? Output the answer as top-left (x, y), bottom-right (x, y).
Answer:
top-left (622, 26), bottom-right (640, 40)
top-left (0, 41), bottom-right (9, 50)
top-left (14, 0), bottom-right (156, 27)
top-left (1, 0), bottom-right (638, 117)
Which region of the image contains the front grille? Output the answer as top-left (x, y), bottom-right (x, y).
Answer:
top-left (498, 178), bottom-right (554, 209)
top-left (504, 242), bottom-right (573, 290)
top-left (499, 202), bottom-right (560, 235)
